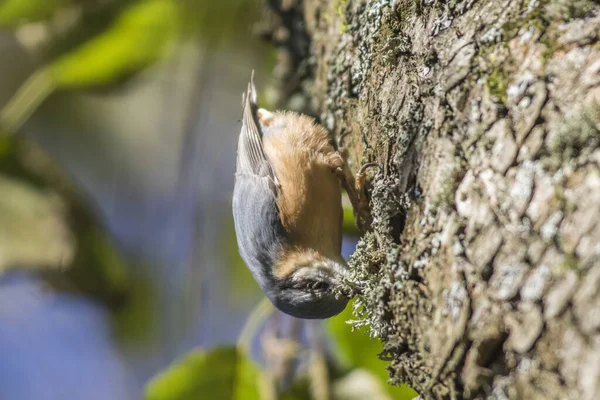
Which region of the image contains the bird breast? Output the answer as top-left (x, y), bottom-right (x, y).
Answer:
top-left (262, 125), bottom-right (343, 259)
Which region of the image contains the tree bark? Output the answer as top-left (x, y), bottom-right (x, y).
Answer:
top-left (263, 0), bottom-right (600, 398)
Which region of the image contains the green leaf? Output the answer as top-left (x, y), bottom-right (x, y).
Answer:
top-left (50, 0), bottom-right (178, 88)
top-left (326, 301), bottom-right (418, 399)
top-left (0, 0), bottom-right (69, 26)
top-left (145, 347), bottom-right (261, 400)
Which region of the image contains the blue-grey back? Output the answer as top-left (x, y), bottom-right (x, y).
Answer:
top-left (232, 171), bottom-right (286, 296)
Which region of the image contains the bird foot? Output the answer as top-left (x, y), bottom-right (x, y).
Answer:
top-left (330, 133), bottom-right (381, 232)
top-left (333, 158), bottom-right (380, 232)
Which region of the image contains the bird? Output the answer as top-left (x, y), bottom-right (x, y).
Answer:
top-left (232, 72), bottom-right (375, 319)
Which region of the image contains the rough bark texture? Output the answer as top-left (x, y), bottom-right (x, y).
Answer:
top-left (263, 0), bottom-right (600, 398)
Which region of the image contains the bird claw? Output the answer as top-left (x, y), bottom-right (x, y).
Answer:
top-left (356, 162), bottom-right (381, 194)
top-left (333, 132), bottom-right (381, 232)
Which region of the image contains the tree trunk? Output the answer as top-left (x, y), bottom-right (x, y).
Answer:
top-left (262, 0), bottom-right (600, 398)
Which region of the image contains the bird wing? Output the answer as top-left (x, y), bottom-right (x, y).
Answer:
top-left (233, 73), bottom-right (286, 293)
top-left (235, 72), bottom-right (278, 193)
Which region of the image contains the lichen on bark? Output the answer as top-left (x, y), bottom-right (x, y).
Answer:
top-left (263, 0), bottom-right (600, 398)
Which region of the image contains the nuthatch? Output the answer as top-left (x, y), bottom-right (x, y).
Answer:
top-left (232, 73), bottom-right (374, 319)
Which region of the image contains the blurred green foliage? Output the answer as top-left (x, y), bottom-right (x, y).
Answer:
top-left (0, 0), bottom-right (69, 26)
top-left (179, 0), bottom-right (261, 45)
top-left (0, 134), bottom-right (157, 343)
top-left (0, 0), bottom-right (266, 349)
top-left (279, 379), bottom-right (311, 400)
top-left (0, 173), bottom-right (73, 274)
top-left (73, 226), bottom-right (129, 300)
top-left (0, 0), bottom-right (262, 134)
top-left (145, 347), bottom-right (261, 400)
top-left (327, 301), bottom-right (418, 399)
top-left (0, 0), bottom-right (179, 133)
top-left (144, 309), bottom-right (419, 400)
top-left (110, 271), bottom-right (156, 344)
top-left (50, 0), bottom-right (177, 87)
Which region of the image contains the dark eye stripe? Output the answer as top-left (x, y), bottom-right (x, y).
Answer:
top-left (284, 279), bottom-right (330, 292)
top-left (312, 281), bottom-right (329, 290)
